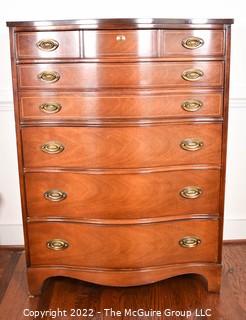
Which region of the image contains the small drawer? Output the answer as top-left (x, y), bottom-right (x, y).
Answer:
top-left (28, 219), bottom-right (219, 268)
top-left (16, 31), bottom-right (80, 59)
top-left (162, 30), bottom-right (225, 56)
top-left (22, 124), bottom-right (222, 168)
top-left (17, 61), bottom-right (224, 89)
top-left (19, 91), bottom-right (223, 121)
top-left (25, 169), bottom-right (220, 219)
top-left (83, 30), bottom-right (158, 58)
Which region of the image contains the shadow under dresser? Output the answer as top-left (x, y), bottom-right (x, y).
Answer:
top-left (6, 18), bottom-right (233, 295)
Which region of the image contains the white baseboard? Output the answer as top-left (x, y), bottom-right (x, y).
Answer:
top-left (0, 224), bottom-right (24, 245)
top-left (223, 219), bottom-right (246, 240)
top-left (0, 220), bottom-right (245, 245)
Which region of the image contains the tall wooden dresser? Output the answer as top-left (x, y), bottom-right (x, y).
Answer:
top-left (7, 18), bottom-right (233, 295)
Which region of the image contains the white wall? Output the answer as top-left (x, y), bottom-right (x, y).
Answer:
top-left (0, 0), bottom-right (245, 244)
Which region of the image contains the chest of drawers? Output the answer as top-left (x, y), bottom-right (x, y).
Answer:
top-left (7, 18), bottom-right (233, 295)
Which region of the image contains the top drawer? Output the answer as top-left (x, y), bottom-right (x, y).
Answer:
top-left (16, 31), bottom-right (80, 59)
top-left (15, 29), bottom-right (225, 60)
top-left (83, 30), bottom-right (158, 58)
top-left (162, 30), bottom-right (225, 56)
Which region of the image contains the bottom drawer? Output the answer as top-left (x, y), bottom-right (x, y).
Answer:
top-left (28, 219), bottom-right (219, 269)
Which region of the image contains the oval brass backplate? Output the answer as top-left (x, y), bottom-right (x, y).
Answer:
top-left (180, 138), bottom-right (204, 151)
top-left (47, 239), bottom-right (69, 250)
top-left (41, 141), bottom-right (64, 154)
top-left (44, 189), bottom-right (67, 202)
top-left (36, 39), bottom-right (59, 51)
top-left (37, 71), bottom-right (60, 83)
top-left (181, 99), bottom-right (203, 112)
top-left (182, 37), bottom-right (204, 50)
top-left (39, 103), bottom-right (62, 114)
top-left (180, 186), bottom-right (202, 199)
top-left (179, 236), bottom-right (201, 248)
top-left (181, 69), bottom-right (204, 81)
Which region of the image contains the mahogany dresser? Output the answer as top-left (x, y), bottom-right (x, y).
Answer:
top-left (7, 18), bottom-right (233, 295)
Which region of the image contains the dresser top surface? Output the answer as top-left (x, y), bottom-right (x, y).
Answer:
top-left (6, 18), bottom-right (234, 28)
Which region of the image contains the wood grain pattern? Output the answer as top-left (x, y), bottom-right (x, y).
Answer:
top-left (162, 30), bottom-right (225, 56)
top-left (16, 31), bottom-right (80, 59)
top-left (28, 219), bottom-right (219, 269)
top-left (25, 169), bottom-right (220, 219)
top-left (19, 91), bottom-right (223, 121)
top-left (22, 124), bottom-right (222, 168)
top-left (83, 30), bottom-right (158, 58)
top-left (0, 243), bottom-right (244, 318)
top-left (17, 61), bottom-right (224, 89)
top-left (7, 19), bottom-right (233, 295)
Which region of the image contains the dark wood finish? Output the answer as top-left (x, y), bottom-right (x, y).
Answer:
top-left (22, 124), bottom-right (222, 168)
top-left (28, 219), bottom-right (219, 268)
top-left (7, 18), bottom-right (234, 27)
top-left (19, 91), bottom-right (223, 120)
top-left (7, 19), bottom-right (233, 296)
top-left (16, 31), bottom-right (80, 59)
top-left (0, 243), bottom-right (245, 319)
top-left (17, 61), bottom-right (224, 89)
top-left (25, 169), bottom-right (220, 219)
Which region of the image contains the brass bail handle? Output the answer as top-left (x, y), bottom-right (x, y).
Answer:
top-left (39, 103), bottom-right (62, 114)
top-left (179, 236), bottom-right (201, 248)
top-left (36, 39), bottom-right (59, 51)
top-left (182, 37), bottom-right (204, 49)
top-left (44, 189), bottom-right (67, 202)
top-left (180, 138), bottom-right (204, 151)
top-left (41, 141), bottom-right (64, 154)
top-left (182, 69), bottom-right (204, 81)
top-left (47, 239), bottom-right (69, 250)
top-left (181, 99), bottom-right (203, 112)
top-left (180, 186), bottom-right (202, 199)
top-left (37, 71), bottom-right (60, 83)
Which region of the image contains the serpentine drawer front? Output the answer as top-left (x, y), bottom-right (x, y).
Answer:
top-left (7, 18), bottom-right (233, 295)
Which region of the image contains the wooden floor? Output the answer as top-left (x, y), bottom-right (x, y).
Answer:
top-left (0, 242), bottom-right (245, 319)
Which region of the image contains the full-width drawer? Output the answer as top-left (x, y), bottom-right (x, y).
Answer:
top-left (25, 169), bottom-right (220, 219)
top-left (83, 30), bottom-right (158, 58)
top-left (19, 91), bottom-right (223, 120)
top-left (22, 124), bottom-right (222, 168)
top-left (16, 31), bottom-right (80, 59)
top-left (161, 30), bottom-right (225, 56)
top-left (17, 62), bottom-right (224, 89)
top-left (28, 219), bottom-right (219, 268)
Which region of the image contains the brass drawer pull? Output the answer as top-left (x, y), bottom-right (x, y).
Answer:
top-left (39, 103), bottom-right (62, 114)
top-left (36, 39), bottom-right (59, 51)
top-left (181, 99), bottom-right (203, 112)
top-left (41, 141), bottom-right (64, 154)
top-left (116, 34), bottom-right (126, 41)
top-left (47, 239), bottom-right (69, 251)
top-left (179, 236), bottom-right (201, 248)
top-left (182, 69), bottom-right (204, 81)
top-left (180, 186), bottom-right (202, 199)
top-left (44, 189), bottom-right (67, 202)
top-left (182, 37), bottom-right (204, 50)
top-left (38, 71), bottom-right (60, 83)
top-left (180, 138), bottom-right (204, 151)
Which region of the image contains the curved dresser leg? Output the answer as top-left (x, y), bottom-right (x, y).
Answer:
top-left (202, 265), bottom-right (222, 293)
